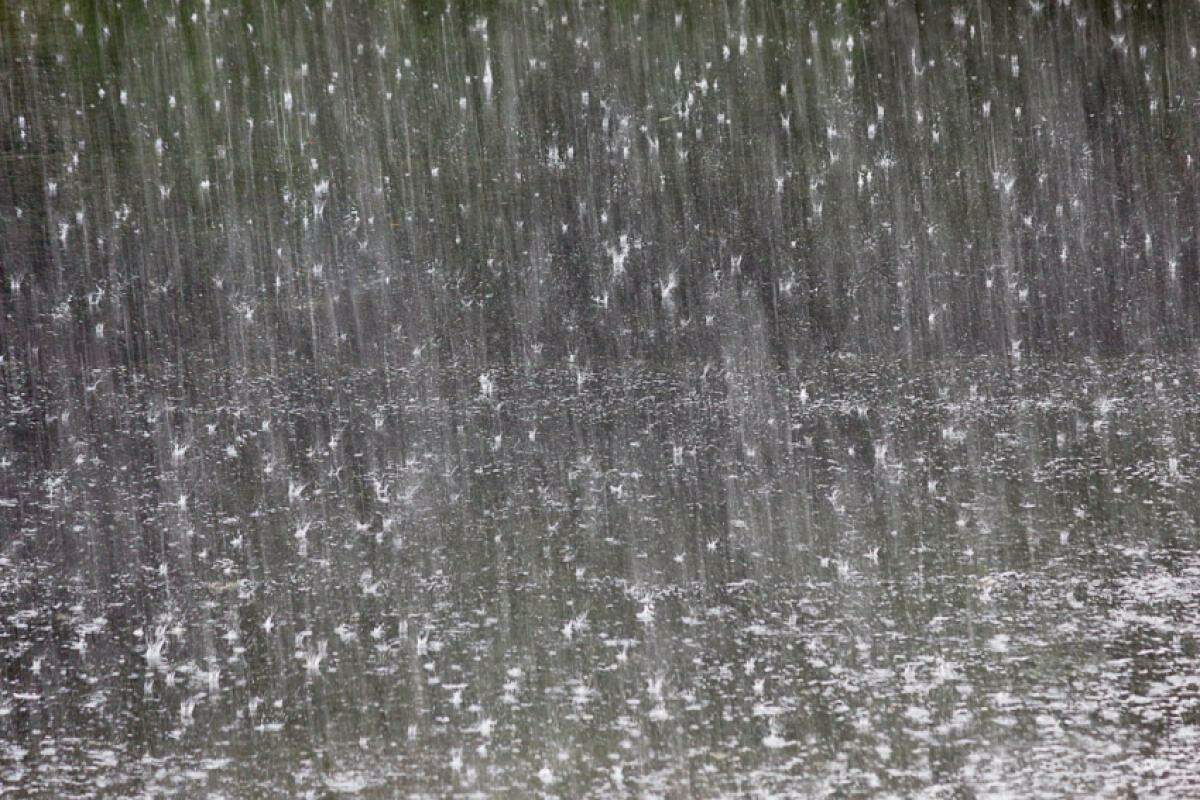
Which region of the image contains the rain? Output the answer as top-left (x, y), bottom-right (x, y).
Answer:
top-left (2, 0), bottom-right (1200, 797)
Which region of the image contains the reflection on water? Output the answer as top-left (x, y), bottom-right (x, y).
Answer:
top-left (3, 356), bottom-right (1199, 797)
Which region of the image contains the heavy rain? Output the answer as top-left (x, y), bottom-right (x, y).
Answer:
top-left (2, 1), bottom-right (1199, 797)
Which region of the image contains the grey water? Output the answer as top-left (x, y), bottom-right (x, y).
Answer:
top-left (2, 1), bottom-right (1200, 797)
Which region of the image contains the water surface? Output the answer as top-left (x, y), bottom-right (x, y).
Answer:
top-left (3, 1), bottom-right (1200, 797)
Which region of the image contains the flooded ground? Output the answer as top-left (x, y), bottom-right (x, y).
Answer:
top-left (3, 355), bottom-right (1199, 798)
top-left (3, 0), bottom-right (1200, 797)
